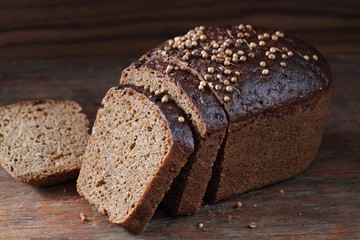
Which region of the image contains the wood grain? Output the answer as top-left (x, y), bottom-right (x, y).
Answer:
top-left (0, 0), bottom-right (359, 59)
top-left (0, 55), bottom-right (359, 239)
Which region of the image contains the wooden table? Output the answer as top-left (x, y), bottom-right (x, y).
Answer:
top-left (0, 55), bottom-right (359, 239)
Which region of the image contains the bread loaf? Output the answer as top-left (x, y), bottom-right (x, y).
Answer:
top-left (80, 24), bottom-right (331, 233)
top-left (77, 86), bottom-right (194, 233)
top-left (120, 25), bottom-right (331, 204)
top-left (0, 99), bottom-right (89, 186)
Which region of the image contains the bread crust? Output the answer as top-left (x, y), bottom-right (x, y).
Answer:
top-left (207, 85), bottom-right (331, 201)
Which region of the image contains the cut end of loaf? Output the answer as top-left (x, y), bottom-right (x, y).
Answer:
top-left (77, 87), bottom-right (194, 233)
top-left (0, 99), bottom-right (90, 186)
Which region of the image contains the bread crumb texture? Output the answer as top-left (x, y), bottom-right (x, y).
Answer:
top-left (0, 99), bottom-right (89, 186)
top-left (77, 87), bottom-right (190, 233)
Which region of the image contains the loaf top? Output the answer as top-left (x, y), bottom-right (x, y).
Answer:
top-left (140, 25), bottom-right (331, 120)
top-left (135, 58), bottom-right (228, 134)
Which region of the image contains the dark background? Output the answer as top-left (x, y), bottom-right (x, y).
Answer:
top-left (0, 1), bottom-right (359, 239)
top-left (0, 0), bottom-right (359, 59)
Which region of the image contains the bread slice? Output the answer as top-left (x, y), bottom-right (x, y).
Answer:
top-left (121, 58), bottom-right (227, 215)
top-left (76, 86), bottom-right (194, 234)
top-left (0, 99), bottom-right (89, 186)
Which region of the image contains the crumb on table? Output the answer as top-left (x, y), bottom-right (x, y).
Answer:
top-left (80, 212), bottom-right (88, 223)
top-left (249, 222), bottom-right (257, 229)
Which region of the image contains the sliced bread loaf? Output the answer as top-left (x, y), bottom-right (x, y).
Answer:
top-left (76, 86), bottom-right (194, 233)
top-left (121, 24), bottom-right (331, 203)
top-left (0, 99), bottom-right (89, 186)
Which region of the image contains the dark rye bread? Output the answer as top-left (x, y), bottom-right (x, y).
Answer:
top-left (0, 99), bottom-right (89, 186)
top-left (121, 58), bottom-right (227, 215)
top-left (77, 86), bottom-right (194, 233)
top-left (122, 25), bottom-right (331, 202)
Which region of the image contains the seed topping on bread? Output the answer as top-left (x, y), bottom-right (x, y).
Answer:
top-left (156, 24), bottom-right (324, 103)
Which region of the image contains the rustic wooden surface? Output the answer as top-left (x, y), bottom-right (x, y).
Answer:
top-left (0, 55), bottom-right (359, 239)
top-left (0, 0), bottom-right (359, 59)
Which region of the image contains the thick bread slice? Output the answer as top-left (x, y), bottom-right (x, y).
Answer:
top-left (147, 25), bottom-right (331, 202)
top-left (77, 86), bottom-right (194, 234)
top-left (121, 58), bottom-right (227, 215)
top-left (0, 99), bottom-right (89, 186)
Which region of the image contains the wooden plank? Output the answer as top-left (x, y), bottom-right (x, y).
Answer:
top-left (0, 0), bottom-right (359, 59)
top-left (0, 55), bottom-right (359, 239)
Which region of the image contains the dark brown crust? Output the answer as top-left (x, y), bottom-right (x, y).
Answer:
top-left (1, 155), bottom-right (80, 187)
top-left (21, 168), bottom-right (80, 187)
top-left (206, 85), bottom-right (331, 201)
top-left (0, 99), bottom-right (89, 187)
top-left (77, 86), bottom-right (194, 234)
top-left (154, 25), bottom-right (331, 119)
top-left (121, 59), bottom-right (227, 215)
